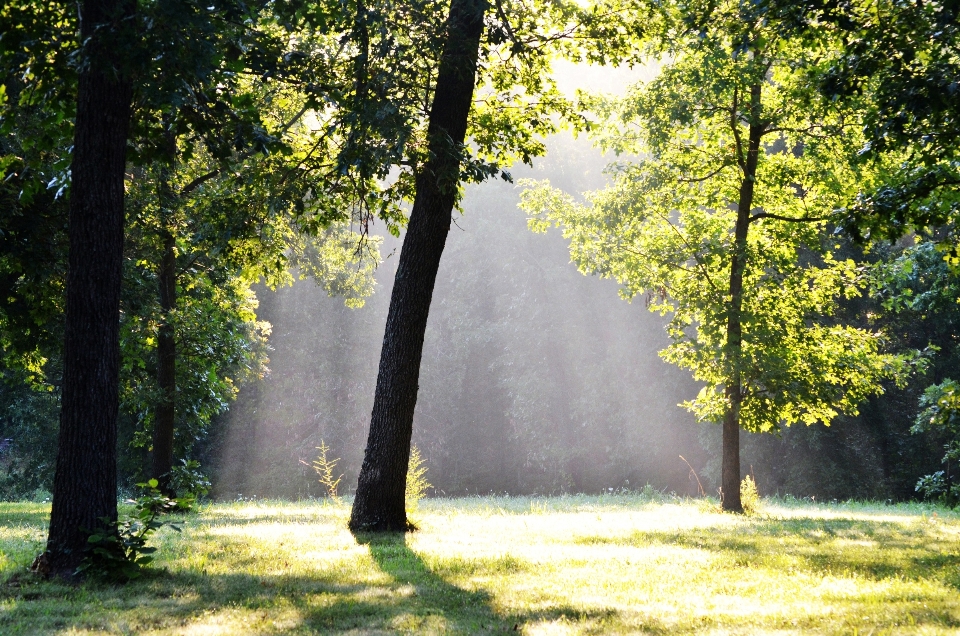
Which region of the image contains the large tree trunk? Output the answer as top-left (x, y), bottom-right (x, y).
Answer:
top-left (349, 0), bottom-right (487, 532)
top-left (721, 82), bottom-right (763, 513)
top-left (42, 0), bottom-right (134, 578)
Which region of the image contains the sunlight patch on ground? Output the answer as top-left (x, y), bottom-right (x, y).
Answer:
top-left (1, 496), bottom-right (958, 634)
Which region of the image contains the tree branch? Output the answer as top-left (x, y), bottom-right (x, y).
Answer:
top-left (730, 86), bottom-right (746, 171)
top-left (750, 211), bottom-right (829, 223)
top-left (678, 161), bottom-right (734, 183)
top-left (180, 104), bottom-right (310, 197)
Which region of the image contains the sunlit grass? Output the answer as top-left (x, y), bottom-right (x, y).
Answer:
top-left (1, 495), bottom-right (958, 634)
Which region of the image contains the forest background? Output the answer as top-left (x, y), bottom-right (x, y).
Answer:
top-left (1, 0), bottom-right (958, 509)
top-left (4, 125), bottom-right (953, 505)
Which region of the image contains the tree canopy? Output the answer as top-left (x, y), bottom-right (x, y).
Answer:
top-left (521, 0), bottom-right (919, 509)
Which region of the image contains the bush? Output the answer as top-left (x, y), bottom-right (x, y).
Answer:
top-left (77, 479), bottom-right (183, 581)
top-left (406, 445), bottom-right (431, 512)
top-left (740, 475), bottom-right (760, 514)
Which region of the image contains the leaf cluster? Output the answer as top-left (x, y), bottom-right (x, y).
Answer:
top-left (521, 0), bottom-right (914, 433)
top-left (806, 0), bottom-right (960, 242)
top-left (78, 479), bottom-right (185, 582)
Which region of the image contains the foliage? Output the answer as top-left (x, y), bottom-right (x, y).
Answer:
top-left (520, 0), bottom-right (913, 436)
top-left (0, 0), bottom-right (385, 498)
top-left (808, 0), bottom-right (960, 246)
top-left (0, 109), bottom-right (69, 389)
top-left (170, 460), bottom-right (211, 506)
top-left (913, 379), bottom-right (960, 506)
top-left (854, 241), bottom-right (960, 504)
top-left (739, 475), bottom-right (760, 514)
top-left (0, 369), bottom-right (59, 500)
top-left (308, 440), bottom-right (343, 501)
top-left (77, 479), bottom-right (183, 582)
top-left (120, 259), bottom-right (271, 457)
top-left (405, 445), bottom-right (432, 512)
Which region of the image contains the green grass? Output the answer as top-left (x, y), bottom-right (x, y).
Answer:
top-left (1, 495), bottom-right (959, 634)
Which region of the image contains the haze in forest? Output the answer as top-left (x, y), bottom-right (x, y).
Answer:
top-left (208, 63), bottom-right (925, 502)
top-left (211, 64), bottom-right (701, 497)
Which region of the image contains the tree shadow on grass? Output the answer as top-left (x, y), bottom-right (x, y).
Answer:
top-left (576, 515), bottom-right (960, 592)
top-left (0, 503), bottom-right (50, 529)
top-left (348, 531), bottom-right (626, 633)
top-left (0, 532), bottom-right (638, 634)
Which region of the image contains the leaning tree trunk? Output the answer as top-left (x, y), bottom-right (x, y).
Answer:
top-left (152, 132), bottom-right (178, 497)
top-left (349, 0), bottom-right (487, 532)
top-left (42, 0), bottom-right (134, 578)
top-left (721, 82), bottom-right (763, 513)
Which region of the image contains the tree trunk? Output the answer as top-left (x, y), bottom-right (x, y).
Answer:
top-left (152, 133), bottom-right (178, 497)
top-left (42, 0), bottom-right (134, 578)
top-left (152, 227), bottom-right (177, 496)
top-left (721, 82), bottom-right (763, 513)
top-left (349, 0), bottom-right (487, 532)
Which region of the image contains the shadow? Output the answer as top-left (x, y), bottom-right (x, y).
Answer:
top-left (0, 503), bottom-right (50, 529)
top-left (7, 507), bottom-right (955, 633)
top-left (0, 532), bottom-right (637, 635)
top-left (576, 515), bottom-right (960, 593)
top-left (349, 531), bottom-right (626, 633)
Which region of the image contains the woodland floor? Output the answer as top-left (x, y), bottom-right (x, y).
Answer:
top-left (0, 494), bottom-right (958, 634)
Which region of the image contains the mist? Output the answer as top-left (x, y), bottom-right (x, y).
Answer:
top-left (210, 124), bottom-right (712, 499)
top-left (207, 64), bottom-right (919, 503)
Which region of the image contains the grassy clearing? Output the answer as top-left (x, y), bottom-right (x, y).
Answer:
top-left (0, 495), bottom-right (958, 634)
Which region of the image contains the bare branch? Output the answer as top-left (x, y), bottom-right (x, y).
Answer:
top-left (750, 211), bottom-right (829, 223)
top-left (678, 161), bottom-right (734, 183)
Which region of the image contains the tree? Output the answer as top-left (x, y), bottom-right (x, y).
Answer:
top-left (349, 0), bottom-right (489, 532)
top-left (520, 0), bottom-right (913, 511)
top-left (914, 379), bottom-right (960, 506)
top-left (123, 115), bottom-right (378, 495)
top-left (762, 0), bottom-right (960, 505)
top-left (41, 0), bottom-right (136, 577)
top-left (347, 0), bottom-right (587, 530)
top-left (1, 0), bottom-right (385, 571)
top-left (809, 0), bottom-right (960, 245)
top-left (868, 242), bottom-right (960, 505)
top-left (813, 1), bottom-right (960, 497)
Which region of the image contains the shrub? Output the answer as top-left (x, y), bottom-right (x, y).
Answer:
top-left (740, 475), bottom-right (760, 514)
top-left (406, 445), bottom-right (431, 512)
top-left (77, 479), bottom-right (183, 581)
top-left (307, 440), bottom-right (343, 501)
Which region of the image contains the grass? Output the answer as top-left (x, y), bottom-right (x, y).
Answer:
top-left (0, 494), bottom-right (959, 634)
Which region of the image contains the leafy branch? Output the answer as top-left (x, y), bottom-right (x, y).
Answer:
top-left (77, 479), bottom-right (185, 582)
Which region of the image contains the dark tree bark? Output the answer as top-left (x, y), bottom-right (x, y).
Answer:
top-left (152, 227), bottom-right (177, 496)
top-left (349, 0), bottom-right (488, 532)
top-left (152, 132), bottom-right (178, 497)
top-left (721, 82), bottom-right (763, 513)
top-left (41, 0), bottom-right (134, 578)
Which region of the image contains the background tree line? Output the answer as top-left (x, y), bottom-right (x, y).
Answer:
top-left (0, 0), bottom-right (959, 574)
top-left (208, 130), bottom-right (958, 504)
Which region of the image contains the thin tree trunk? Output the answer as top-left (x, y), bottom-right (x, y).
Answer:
top-left (152, 133), bottom-right (178, 497)
top-left (349, 0), bottom-right (487, 532)
top-left (721, 82), bottom-right (763, 513)
top-left (152, 228), bottom-right (177, 496)
top-left (42, 0), bottom-right (134, 578)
